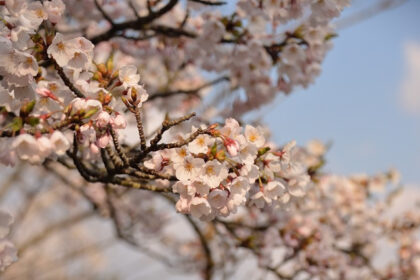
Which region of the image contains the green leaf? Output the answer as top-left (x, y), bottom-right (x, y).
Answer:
top-left (325, 33), bottom-right (338, 41)
top-left (82, 108), bottom-right (99, 119)
top-left (10, 117), bottom-right (23, 132)
top-left (211, 142), bottom-right (218, 156)
top-left (20, 100), bottom-right (36, 117)
top-left (26, 116), bottom-right (40, 127)
top-left (258, 147), bottom-right (270, 157)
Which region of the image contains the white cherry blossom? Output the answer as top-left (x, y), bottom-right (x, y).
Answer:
top-left (119, 65), bottom-right (140, 89)
top-left (50, 131), bottom-right (70, 156)
top-left (189, 197), bottom-right (211, 219)
top-left (175, 156), bottom-right (204, 183)
top-left (200, 160), bottom-right (228, 188)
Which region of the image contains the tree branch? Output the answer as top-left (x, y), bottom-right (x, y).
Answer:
top-left (94, 0), bottom-right (115, 26)
top-left (90, 0), bottom-right (179, 44)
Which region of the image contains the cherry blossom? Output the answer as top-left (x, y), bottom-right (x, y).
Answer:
top-left (0, 1), bottom-right (418, 279)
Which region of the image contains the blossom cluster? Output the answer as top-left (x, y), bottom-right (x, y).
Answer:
top-left (143, 118), bottom-right (310, 220)
top-left (3, 2), bottom-right (419, 279)
top-left (0, 0), bottom-right (64, 99)
top-left (191, 0), bottom-right (350, 115)
top-left (91, 0), bottom-right (350, 117)
top-left (217, 166), bottom-right (420, 279)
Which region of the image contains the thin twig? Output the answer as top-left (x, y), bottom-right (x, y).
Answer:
top-left (90, 0), bottom-right (179, 44)
top-left (189, 0), bottom-right (226, 6)
top-left (109, 125), bottom-right (129, 166)
top-left (134, 106), bottom-right (147, 151)
top-left (148, 76), bottom-right (229, 101)
top-left (94, 0), bottom-right (115, 26)
top-left (54, 61), bottom-right (85, 98)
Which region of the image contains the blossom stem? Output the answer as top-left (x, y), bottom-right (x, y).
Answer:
top-left (134, 106), bottom-right (147, 151)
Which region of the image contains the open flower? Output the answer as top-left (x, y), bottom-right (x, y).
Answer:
top-left (264, 181), bottom-right (286, 200)
top-left (188, 134), bottom-right (213, 154)
top-left (250, 191), bottom-right (270, 208)
top-left (47, 33), bottom-right (77, 67)
top-left (119, 65), bottom-right (140, 89)
top-left (208, 189), bottom-right (228, 209)
top-left (12, 134), bottom-right (51, 164)
top-left (44, 0), bottom-right (65, 24)
top-left (200, 160), bottom-right (228, 188)
top-left (175, 156), bottom-right (204, 183)
top-left (126, 85), bottom-right (148, 107)
top-left (245, 125), bottom-right (265, 148)
top-left (189, 197), bottom-right (211, 218)
top-left (50, 131), bottom-right (70, 156)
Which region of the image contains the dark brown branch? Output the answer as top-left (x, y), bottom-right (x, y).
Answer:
top-left (111, 176), bottom-right (172, 192)
top-left (134, 165), bottom-right (176, 180)
top-left (149, 112), bottom-right (196, 147)
top-left (101, 148), bottom-right (116, 174)
top-left (189, 0), bottom-right (226, 6)
top-left (126, 169), bottom-right (158, 180)
top-left (69, 134), bottom-right (102, 182)
top-left (94, 0), bottom-right (115, 26)
top-left (128, 0), bottom-right (141, 19)
top-left (90, 0), bottom-right (179, 44)
top-left (54, 61), bottom-right (85, 98)
top-left (133, 106), bottom-right (147, 151)
top-left (105, 145), bottom-right (124, 169)
top-left (130, 127), bottom-right (210, 164)
top-left (154, 128), bottom-right (209, 150)
top-left (109, 126), bottom-right (129, 166)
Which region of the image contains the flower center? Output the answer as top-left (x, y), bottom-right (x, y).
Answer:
top-left (249, 134), bottom-right (257, 142)
top-left (57, 42), bottom-right (65, 51)
top-left (206, 166), bottom-right (215, 176)
top-left (185, 162), bottom-right (193, 172)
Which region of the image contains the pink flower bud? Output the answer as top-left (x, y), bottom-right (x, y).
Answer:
top-left (96, 111), bottom-right (110, 128)
top-left (223, 137), bottom-right (240, 157)
top-left (36, 87), bottom-right (60, 101)
top-left (89, 143), bottom-right (100, 154)
top-left (96, 133), bottom-right (110, 148)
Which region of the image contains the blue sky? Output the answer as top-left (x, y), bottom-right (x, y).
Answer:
top-left (262, 0), bottom-right (420, 184)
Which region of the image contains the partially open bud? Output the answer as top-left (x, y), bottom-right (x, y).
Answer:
top-left (208, 124), bottom-right (220, 136)
top-left (223, 137), bottom-right (239, 157)
top-left (96, 133), bottom-right (110, 148)
top-left (96, 111), bottom-right (110, 128)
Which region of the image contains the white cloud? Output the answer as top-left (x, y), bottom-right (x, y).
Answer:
top-left (399, 42), bottom-right (420, 116)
